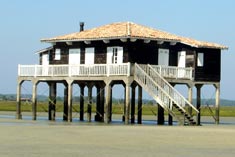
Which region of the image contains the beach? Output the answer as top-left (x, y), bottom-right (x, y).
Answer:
top-left (0, 112), bottom-right (235, 157)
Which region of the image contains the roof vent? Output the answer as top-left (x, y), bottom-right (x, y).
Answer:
top-left (80, 22), bottom-right (84, 32)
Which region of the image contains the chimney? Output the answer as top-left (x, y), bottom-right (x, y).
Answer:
top-left (80, 22), bottom-right (84, 32)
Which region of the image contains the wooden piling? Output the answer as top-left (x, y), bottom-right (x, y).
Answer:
top-left (63, 85), bottom-right (68, 121)
top-left (87, 85), bottom-right (92, 122)
top-left (157, 104), bottom-right (164, 125)
top-left (214, 84), bottom-right (220, 124)
top-left (137, 85), bottom-right (142, 124)
top-left (16, 80), bottom-right (23, 119)
top-left (80, 84), bottom-right (85, 121)
top-left (196, 84), bottom-right (202, 125)
top-left (32, 81), bottom-right (38, 120)
top-left (48, 82), bottom-right (56, 121)
top-left (131, 85), bottom-right (136, 124)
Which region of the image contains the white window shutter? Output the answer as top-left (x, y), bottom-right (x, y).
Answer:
top-left (107, 47), bottom-right (113, 64)
top-left (55, 49), bottom-right (61, 60)
top-left (42, 54), bottom-right (49, 65)
top-left (69, 49), bottom-right (80, 64)
top-left (85, 48), bottom-right (95, 64)
top-left (158, 49), bottom-right (169, 66)
top-left (197, 53), bottom-right (204, 67)
top-left (117, 47), bottom-right (123, 64)
top-left (177, 51), bottom-right (186, 68)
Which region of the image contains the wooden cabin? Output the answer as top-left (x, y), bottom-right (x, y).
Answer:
top-left (17, 22), bottom-right (228, 125)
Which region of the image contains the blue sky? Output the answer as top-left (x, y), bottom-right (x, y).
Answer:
top-left (0, 0), bottom-right (234, 100)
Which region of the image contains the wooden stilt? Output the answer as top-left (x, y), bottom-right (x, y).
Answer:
top-left (137, 85), bottom-right (142, 124)
top-left (187, 84), bottom-right (193, 117)
top-left (100, 85), bottom-right (105, 122)
top-left (158, 104), bottom-right (164, 125)
top-left (109, 85), bottom-right (113, 122)
top-left (80, 84), bottom-right (85, 121)
top-left (168, 113), bottom-right (173, 125)
top-left (95, 85), bottom-right (102, 121)
top-left (67, 81), bottom-right (73, 122)
top-left (63, 85), bottom-right (68, 121)
top-left (16, 80), bottom-right (23, 119)
top-left (105, 80), bottom-right (111, 123)
top-left (214, 84), bottom-right (220, 124)
top-left (125, 81), bottom-right (131, 125)
top-left (32, 81), bottom-right (38, 120)
top-left (87, 85), bottom-right (92, 122)
top-left (122, 86), bottom-right (126, 122)
top-left (48, 82), bottom-right (56, 121)
top-left (131, 85), bottom-right (136, 124)
top-left (196, 84), bottom-right (202, 125)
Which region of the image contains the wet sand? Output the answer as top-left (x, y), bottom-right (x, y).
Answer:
top-left (0, 113), bottom-right (235, 157)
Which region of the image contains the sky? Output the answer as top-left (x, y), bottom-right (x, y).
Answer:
top-left (0, 0), bottom-right (235, 100)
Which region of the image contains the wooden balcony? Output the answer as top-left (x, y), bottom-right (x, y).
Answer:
top-left (18, 63), bottom-right (193, 80)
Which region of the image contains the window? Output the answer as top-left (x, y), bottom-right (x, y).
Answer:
top-left (55, 49), bottom-right (61, 60)
top-left (197, 53), bottom-right (204, 67)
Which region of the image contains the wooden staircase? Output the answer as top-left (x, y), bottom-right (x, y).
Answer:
top-left (134, 63), bottom-right (199, 125)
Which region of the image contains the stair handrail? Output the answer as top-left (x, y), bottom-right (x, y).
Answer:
top-left (134, 64), bottom-right (173, 109)
top-left (135, 63), bottom-right (199, 114)
top-left (134, 64), bottom-right (192, 124)
top-left (146, 64), bottom-right (199, 113)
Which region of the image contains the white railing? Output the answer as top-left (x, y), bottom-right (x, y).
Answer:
top-left (18, 63), bottom-right (131, 77)
top-left (151, 65), bottom-right (193, 80)
top-left (18, 63), bottom-right (194, 80)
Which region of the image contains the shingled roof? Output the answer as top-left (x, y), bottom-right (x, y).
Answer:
top-left (41, 22), bottom-right (228, 50)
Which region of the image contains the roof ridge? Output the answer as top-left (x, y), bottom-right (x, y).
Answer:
top-left (127, 22), bottom-right (131, 36)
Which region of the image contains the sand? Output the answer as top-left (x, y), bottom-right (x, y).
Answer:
top-left (0, 116), bottom-right (235, 157)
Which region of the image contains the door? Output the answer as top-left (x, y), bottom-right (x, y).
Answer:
top-left (107, 47), bottom-right (123, 64)
top-left (42, 53), bottom-right (49, 75)
top-left (85, 48), bottom-right (95, 65)
top-left (69, 49), bottom-right (81, 75)
top-left (158, 49), bottom-right (169, 66)
top-left (178, 51), bottom-right (186, 78)
top-left (69, 49), bottom-right (80, 64)
top-left (42, 54), bottom-right (49, 65)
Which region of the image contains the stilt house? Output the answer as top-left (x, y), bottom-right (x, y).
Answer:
top-left (17, 22), bottom-right (228, 125)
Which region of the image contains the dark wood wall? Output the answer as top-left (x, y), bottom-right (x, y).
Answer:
top-left (194, 48), bottom-right (221, 82)
top-left (38, 39), bottom-right (221, 82)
